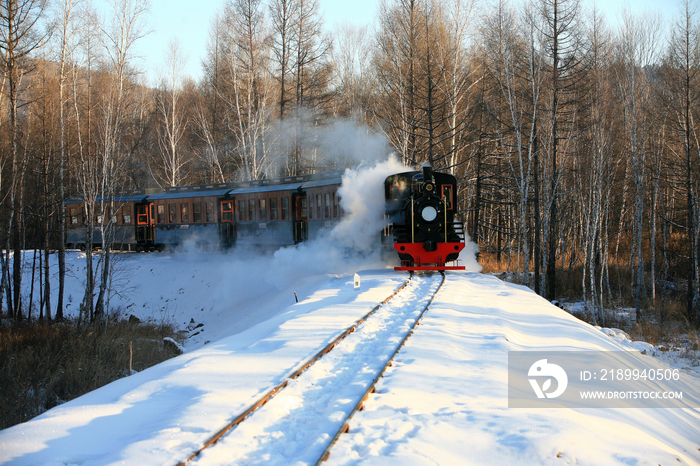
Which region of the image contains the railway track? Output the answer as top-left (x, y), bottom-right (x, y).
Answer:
top-left (177, 271), bottom-right (445, 466)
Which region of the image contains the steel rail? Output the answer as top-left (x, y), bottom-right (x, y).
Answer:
top-left (315, 271), bottom-right (445, 465)
top-left (176, 273), bottom-right (413, 466)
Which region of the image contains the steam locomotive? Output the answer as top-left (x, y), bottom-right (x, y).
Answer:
top-left (384, 165), bottom-right (465, 271)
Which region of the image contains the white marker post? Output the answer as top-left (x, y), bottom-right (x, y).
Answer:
top-left (353, 273), bottom-right (361, 291)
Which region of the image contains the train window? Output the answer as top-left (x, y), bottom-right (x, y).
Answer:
top-left (259, 199), bottom-right (267, 221)
top-left (334, 193), bottom-right (340, 218)
top-left (168, 204), bottom-right (176, 223)
top-left (282, 197), bottom-right (289, 220)
top-left (391, 185), bottom-right (401, 201)
top-left (270, 198), bottom-right (278, 220)
top-left (237, 200), bottom-right (245, 221)
top-left (248, 199), bottom-right (255, 221)
top-left (221, 200), bottom-right (233, 222)
top-left (193, 203), bottom-right (202, 223)
top-left (442, 185), bottom-right (454, 210)
top-left (316, 194), bottom-right (322, 218)
top-left (325, 193), bottom-right (330, 219)
top-left (207, 202), bottom-right (215, 222)
top-left (181, 204), bottom-right (189, 223)
top-left (308, 195), bottom-right (314, 219)
top-left (69, 208), bottom-right (78, 225)
top-left (157, 205), bottom-right (165, 224)
top-left (297, 197), bottom-right (308, 218)
top-left (123, 210), bottom-right (131, 224)
top-left (236, 199), bottom-right (245, 222)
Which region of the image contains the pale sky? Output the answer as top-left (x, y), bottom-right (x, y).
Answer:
top-left (92, 0), bottom-right (679, 86)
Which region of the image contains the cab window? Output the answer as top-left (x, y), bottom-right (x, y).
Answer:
top-left (442, 185), bottom-right (454, 210)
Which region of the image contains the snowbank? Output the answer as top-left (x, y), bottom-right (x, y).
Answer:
top-left (1, 269), bottom-right (697, 465)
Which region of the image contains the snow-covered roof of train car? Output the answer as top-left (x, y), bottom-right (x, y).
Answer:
top-left (229, 182), bottom-right (306, 195)
top-left (101, 194), bottom-right (151, 203)
top-left (301, 176), bottom-right (343, 188)
top-left (229, 170), bottom-right (343, 194)
top-left (145, 188), bottom-right (233, 200)
top-left (64, 171), bottom-right (346, 204)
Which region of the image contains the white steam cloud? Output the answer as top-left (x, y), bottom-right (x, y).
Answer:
top-left (330, 158), bottom-right (406, 252)
top-left (270, 157), bottom-right (406, 283)
top-left (259, 115), bottom-right (393, 179)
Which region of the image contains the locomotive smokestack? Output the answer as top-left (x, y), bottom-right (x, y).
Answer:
top-left (422, 165), bottom-right (433, 183)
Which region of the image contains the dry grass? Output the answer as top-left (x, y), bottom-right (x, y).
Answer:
top-left (478, 250), bottom-right (678, 305)
top-left (479, 250), bottom-right (699, 351)
top-left (627, 298), bottom-right (700, 348)
top-left (0, 317), bottom-right (184, 430)
top-left (478, 251), bottom-right (525, 274)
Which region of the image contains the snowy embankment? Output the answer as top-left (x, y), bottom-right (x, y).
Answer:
top-left (0, 254), bottom-right (698, 465)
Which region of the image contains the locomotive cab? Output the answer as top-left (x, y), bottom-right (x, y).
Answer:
top-left (385, 165), bottom-right (465, 271)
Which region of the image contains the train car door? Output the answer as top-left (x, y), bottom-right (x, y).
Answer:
top-left (219, 198), bottom-right (236, 247)
top-left (293, 194), bottom-right (308, 243)
top-left (135, 202), bottom-right (154, 249)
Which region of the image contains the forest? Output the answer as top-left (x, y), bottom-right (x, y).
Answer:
top-left (1, 0), bottom-right (699, 329)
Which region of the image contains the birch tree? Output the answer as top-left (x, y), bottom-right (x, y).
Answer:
top-left (73, 4), bottom-right (101, 324)
top-left (375, 0), bottom-right (422, 165)
top-left (578, 4), bottom-right (614, 322)
top-left (0, 0), bottom-right (48, 321)
top-left (153, 39), bottom-right (189, 187)
top-left (53, 0), bottom-right (82, 321)
top-left (92, 0), bottom-right (149, 323)
top-left (614, 9), bottom-right (663, 321)
top-left (222, 0), bottom-right (271, 180)
top-left (483, 0), bottom-right (544, 285)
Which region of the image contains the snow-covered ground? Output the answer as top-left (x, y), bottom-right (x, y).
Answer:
top-left (0, 251), bottom-right (698, 465)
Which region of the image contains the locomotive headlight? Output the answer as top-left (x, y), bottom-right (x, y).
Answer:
top-left (421, 206), bottom-right (438, 222)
